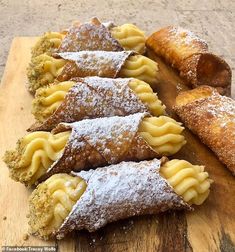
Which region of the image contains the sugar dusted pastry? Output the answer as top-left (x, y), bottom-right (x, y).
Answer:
top-left (31, 18), bottom-right (146, 61)
top-left (28, 18), bottom-right (147, 93)
top-left (58, 17), bottom-right (146, 54)
top-left (57, 51), bottom-right (159, 85)
top-left (174, 86), bottom-right (235, 174)
top-left (30, 77), bottom-right (165, 131)
top-left (27, 54), bottom-right (66, 93)
top-left (146, 26), bottom-right (231, 95)
top-left (28, 158), bottom-right (211, 240)
top-left (28, 51), bottom-right (159, 93)
top-left (31, 32), bottom-right (66, 58)
top-left (4, 113), bottom-right (186, 186)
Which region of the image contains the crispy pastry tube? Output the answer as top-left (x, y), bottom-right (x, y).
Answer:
top-left (27, 51), bottom-right (159, 93)
top-left (31, 32), bottom-right (66, 58)
top-left (174, 86), bottom-right (235, 174)
top-left (3, 113), bottom-right (185, 186)
top-left (31, 18), bottom-right (146, 60)
top-left (57, 51), bottom-right (159, 85)
top-left (58, 17), bottom-right (146, 54)
top-left (58, 17), bottom-right (123, 52)
top-left (28, 158), bottom-right (212, 240)
top-left (32, 18), bottom-right (146, 57)
top-left (146, 26), bottom-right (232, 95)
top-left (30, 77), bottom-right (165, 131)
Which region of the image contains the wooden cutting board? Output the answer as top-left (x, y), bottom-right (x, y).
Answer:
top-left (0, 37), bottom-right (234, 252)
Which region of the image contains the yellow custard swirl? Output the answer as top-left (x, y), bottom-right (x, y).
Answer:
top-left (27, 54), bottom-right (66, 93)
top-left (119, 55), bottom-right (159, 87)
top-left (111, 24), bottom-right (146, 54)
top-left (160, 159), bottom-right (212, 205)
top-left (3, 131), bottom-right (70, 186)
top-left (32, 32), bottom-right (65, 58)
top-left (32, 81), bottom-right (75, 122)
top-left (28, 159), bottom-right (212, 240)
top-left (138, 116), bottom-right (186, 156)
top-left (32, 78), bottom-right (165, 122)
top-left (128, 79), bottom-right (165, 116)
top-left (29, 174), bottom-right (87, 239)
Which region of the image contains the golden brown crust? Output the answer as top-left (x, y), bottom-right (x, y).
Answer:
top-left (55, 159), bottom-right (191, 239)
top-left (174, 86), bottom-right (235, 174)
top-left (39, 113), bottom-right (157, 182)
top-left (56, 51), bottom-right (133, 82)
top-left (28, 77), bottom-right (150, 132)
top-left (146, 26), bottom-right (231, 95)
top-left (58, 17), bottom-right (123, 53)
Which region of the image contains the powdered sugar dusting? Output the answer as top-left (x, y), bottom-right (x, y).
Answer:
top-left (57, 50), bottom-right (133, 79)
top-left (169, 26), bottom-right (207, 48)
top-left (44, 113), bottom-right (156, 179)
top-left (102, 21), bottom-right (115, 29)
top-left (31, 77), bottom-right (149, 131)
top-left (58, 17), bottom-right (123, 52)
top-left (206, 91), bottom-right (235, 122)
top-left (174, 87), bottom-right (235, 173)
top-left (59, 51), bottom-right (132, 72)
top-left (55, 159), bottom-right (190, 238)
top-left (65, 112), bottom-right (146, 162)
top-left (79, 77), bottom-right (148, 115)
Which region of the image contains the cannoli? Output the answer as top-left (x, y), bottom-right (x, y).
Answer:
top-left (32, 17), bottom-right (146, 58)
top-left (146, 26), bottom-right (231, 95)
top-left (30, 77), bottom-right (166, 131)
top-left (174, 86), bottom-right (235, 174)
top-left (3, 113), bottom-right (186, 186)
top-left (28, 158), bottom-right (212, 240)
top-left (27, 51), bottom-right (159, 93)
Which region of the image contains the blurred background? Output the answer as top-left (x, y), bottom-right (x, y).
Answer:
top-left (0, 0), bottom-right (234, 83)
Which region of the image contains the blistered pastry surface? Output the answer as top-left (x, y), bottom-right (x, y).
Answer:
top-left (55, 159), bottom-right (190, 238)
top-left (30, 77), bottom-right (150, 131)
top-left (146, 26), bottom-right (208, 68)
top-left (59, 17), bottom-right (123, 52)
top-left (146, 26), bottom-right (231, 93)
top-left (57, 51), bottom-right (133, 81)
top-left (174, 86), bottom-right (235, 174)
top-left (43, 113), bottom-right (156, 179)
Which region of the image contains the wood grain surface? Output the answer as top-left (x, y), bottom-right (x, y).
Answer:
top-left (0, 38), bottom-right (234, 252)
